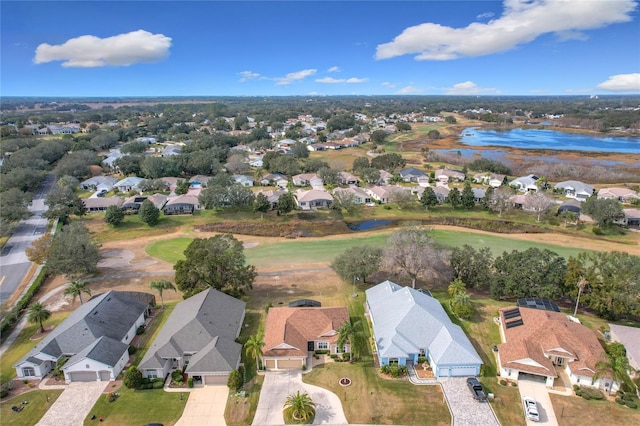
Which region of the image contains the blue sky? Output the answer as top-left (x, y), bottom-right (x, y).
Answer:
top-left (2, 0), bottom-right (640, 96)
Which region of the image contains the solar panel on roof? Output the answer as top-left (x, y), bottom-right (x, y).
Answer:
top-left (503, 308), bottom-right (521, 319)
top-left (516, 298), bottom-right (560, 312)
top-left (505, 319), bottom-right (524, 329)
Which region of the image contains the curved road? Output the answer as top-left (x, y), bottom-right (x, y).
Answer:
top-left (0, 174), bottom-right (55, 304)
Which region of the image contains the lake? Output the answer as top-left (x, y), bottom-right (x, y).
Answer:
top-left (460, 128), bottom-right (640, 154)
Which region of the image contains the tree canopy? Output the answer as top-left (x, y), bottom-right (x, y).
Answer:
top-left (46, 222), bottom-right (100, 278)
top-left (331, 245), bottom-right (382, 284)
top-left (174, 234), bottom-right (257, 298)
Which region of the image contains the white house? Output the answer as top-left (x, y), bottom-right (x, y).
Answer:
top-left (509, 174), bottom-right (540, 193)
top-left (554, 181), bottom-right (594, 201)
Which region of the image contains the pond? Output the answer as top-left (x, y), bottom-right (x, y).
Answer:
top-left (459, 127), bottom-right (640, 153)
top-left (346, 219), bottom-right (396, 231)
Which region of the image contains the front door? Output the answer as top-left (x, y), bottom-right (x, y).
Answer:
top-left (307, 341), bottom-right (314, 351)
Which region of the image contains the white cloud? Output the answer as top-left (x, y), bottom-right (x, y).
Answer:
top-left (444, 81), bottom-right (501, 95)
top-left (477, 12), bottom-right (495, 20)
top-left (274, 69), bottom-right (317, 85)
top-left (316, 77), bottom-right (368, 84)
top-left (397, 86), bottom-right (422, 94)
top-left (376, 0), bottom-right (636, 61)
top-left (382, 82), bottom-right (396, 88)
top-left (238, 71), bottom-right (262, 82)
top-left (34, 30), bottom-right (171, 67)
top-left (328, 66), bottom-right (340, 73)
top-left (596, 73), bottom-right (640, 92)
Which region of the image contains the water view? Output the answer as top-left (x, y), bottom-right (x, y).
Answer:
top-left (460, 128), bottom-right (640, 154)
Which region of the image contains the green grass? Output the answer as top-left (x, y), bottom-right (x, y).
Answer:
top-left (83, 386), bottom-right (187, 426)
top-left (146, 228), bottom-right (594, 267)
top-left (0, 389), bottom-right (64, 426)
top-left (225, 376), bottom-right (264, 426)
top-left (1, 312), bottom-right (69, 384)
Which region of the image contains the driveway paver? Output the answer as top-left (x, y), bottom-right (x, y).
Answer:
top-left (175, 385), bottom-right (228, 426)
top-left (252, 370), bottom-right (347, 425)
top-left (518, 377), bottom-right (559, 426)
top-left (439, 378), bottom-right (500, 426)
top-left (37, 381), bottom-right (108, 426)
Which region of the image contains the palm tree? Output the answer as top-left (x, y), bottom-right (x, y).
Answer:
top-left (283, 391), bottom-right (315, 422)
top-left (594, 342), bottom-right (633, 394)
top-left (244, 333), bottom-right (265, 370)
top-left (63, 280), bottom-right (92, 305)
top-left (27, 302), bottom-right (51, 333)
top-left (337, 320), bottom-right (361, 361)
top-left (149, 280), bottom-right (176, 308)
top-left (448, 278), bottom-right (466, 297)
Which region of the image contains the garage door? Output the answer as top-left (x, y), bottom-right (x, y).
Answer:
top-left (265, 360), bottom-right (276, 369)
top-left (69, 371), bottom-right (97, 382)
top-left (450, 366), bottom-right (479, 377)
top-left (99, 371), bottom-right (111, 381)
top-left (277, 359), bottom-right (302, 369)
top-left (204, 375), bottom-right (228, 385)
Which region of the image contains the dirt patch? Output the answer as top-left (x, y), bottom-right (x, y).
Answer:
top-left (97, 249), bottom-right (158, 269)
top-left (29, 325), bottom-right (55, 341)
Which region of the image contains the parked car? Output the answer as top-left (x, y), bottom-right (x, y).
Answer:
top-left (466, 377), bottom-right (487, 402)
top-left (522, 396), bottom-right (540, 422)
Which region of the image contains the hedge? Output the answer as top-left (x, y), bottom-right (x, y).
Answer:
top-left (0, 267), bottom-right (48, 341)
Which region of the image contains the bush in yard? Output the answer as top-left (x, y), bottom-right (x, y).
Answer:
top-left (227, 369), bottom-right (243, 391)
top-left (0, 388), bottom-right (8, 398)
top-left (124, 366), bottom-right (143, 389)
top-left (136, 325), bottom-right (145, 335)
top-left (142, 378), bottom-right (150, 385)
top-left (626, 401), bottom-right (638, 409)
top-left (499, 380), bottom-right (507, 386)
top-left (106, 392), bottom-right (119, 402)
top-left (417, 356), bottom-right (427, 364)
top-left (187, 377), bottom-right (194, 388)
top-left (153, 380), bottom-right (164, 389)
top-left (128, 345), bottom-right (137, 355)
top-left (616, 398), bottom-right (625, 405)
top-left (172, 370), bottom-right (183, 382)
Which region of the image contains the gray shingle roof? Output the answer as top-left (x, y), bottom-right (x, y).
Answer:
top-left (139, 288), bottom-right (245, 374)
top-left (17, 291), bottom-right (149, 366)
top-left (366, 280), bottom-right (481, 366)
top-left (65, 336), bottom-right (128, 368)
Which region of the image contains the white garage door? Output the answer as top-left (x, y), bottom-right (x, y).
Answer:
top-left (204, 375), bottom-right (228, 385)
top-left (450, 366), bottom-right (479, 377)
top-left (277, 359), bottom-right (302, 369)
top-left (69, 371), bottom-right (97, 382)
top-left (99, 371), bottom-right (111, 381)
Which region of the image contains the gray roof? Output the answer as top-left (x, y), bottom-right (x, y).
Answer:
top-left (65, 336), bottom-right (128, 368)
top-left (114, 176), bottom-right (145, 188)
top-left (366, 281), bottom-right (482, 366)
top-left (81, 176), bottom-right (118, 187)
top-left (400, 167), bottom-right (427, 178)
top-left (609, 324), bottom-right (640, 370)
top-left (554, 180), bottom-right (594, 194)
top-left (139, 288), bottom-right (245, 374)
top-left (18, 291), bottom-right (149, 365)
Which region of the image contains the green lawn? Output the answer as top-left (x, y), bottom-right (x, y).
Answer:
top-left (1, 312), bottom-right (69, 384)
top-left (0, 389), bottom-right (64, 426)
top-left (145, 228), bottom-right (593, 266)
top-left (83, 386), bottom-right (187, 426)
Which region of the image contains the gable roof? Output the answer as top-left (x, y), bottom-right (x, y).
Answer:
top-left (65, 336), bottom-right (128, 368)
top-left (263, 307), bottom-right (349, 358)
top-left (498, 307), bottom-right (608, 378)
top-left (608, 324), bottom-right (640, 370)
top-left (18, 291), bottom-right (149, 364)
top-left (366, 281), bottom-right (481, 366)
top-left (553, 180), bottom-right (594, 195)
top-left (399, 167), bottom-right (427, 178)
top-left (294, 189), bottom-right (333, 203)
top-left (139, 289), bottom-right (245, 373)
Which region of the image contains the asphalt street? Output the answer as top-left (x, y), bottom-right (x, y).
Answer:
top-left (0, 174), bottom-right (54, 304)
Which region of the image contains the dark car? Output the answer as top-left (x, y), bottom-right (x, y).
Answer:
top-left (466, 377), bottom-right (487, 402)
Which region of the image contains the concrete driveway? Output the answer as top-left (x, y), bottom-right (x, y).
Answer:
top-left (518, 377), bottom-right (559, 425)
top-left (252, 370), bottom-right (347, 425)
top-left (175, 385), bottom-right (229, 426)
top-left (37, 381), bottom-right (108, 426)
top-left (439, 378), bottom-right (500, 426)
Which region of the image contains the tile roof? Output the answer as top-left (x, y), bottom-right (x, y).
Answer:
top-left (263, 307), bottom-right (349, 358)
top-left (498, 307), bottom-right (608, 378)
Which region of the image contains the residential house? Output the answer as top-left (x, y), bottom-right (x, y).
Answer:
top-left (159, 177), bottom-right (181, 192)
top-left (509, 174), bottom-right (539, 193)
top-left (608, 324), bottom-right (640, 371)
top-left (554, 181), bottom-right (594, 201)
top-left (399, 167), bottom-right (427, 183)
top-left (618, 208), bottom-right (640, 228)
top-left (147, 193), bottom-right (169, 210)
top-left (80, 176), bottom-right (118, 191)
top-left (163, 195), bottom-right (200, 215)
top-left (597, 187), bottom-right (640, 203)
top-left (377, 170), bottom-right (393, 185)
top-left (114, 177), bottom-right (145, 193)
top-left (338, 172), bottom-right (358, 186)
top-left (15, 291), bottom-right (153, 382)
top-left (433, 186), bottom-right (450, 203)
top-left (294, 189), bottom-right (333, 210)
top-left (365, 281), bottom-right (482, 377)
top-left (473, 173), bottom-right (506, 188)
top-left (82, 196), bottom-right (124, 213)
top-left (233, 174), bottom-right (254, 187)
top-left (332, 186), bottom-right (371, 205)
top-left (510, 194), bottom-right (537, 211)
top-left (189, 175), bottom-right (214, 188)
top-left (472, 188), bottom-right (486, 203)
top-left (557, 200), bottom-right (582, 216)
top-left (260, 173), bottom-right (288, 188)
top-left (497, 306), bottom-right (618, 392)
top-left (434, 169), bottom-right (465, 184)
top-left (256, 189), bottom-right (286, 209)
top-left (139, 288), bottom-right (245, 385)
top-left (162, 145), bottom-right (182, 157)
top-left (121, 195), bottom-right (148, 214)
top-left (262, 306), bottom-right (349, 370)
top-left (364, 185), bottom-right (402, 204)
top-left (292, 173), bottom-right (323, 188)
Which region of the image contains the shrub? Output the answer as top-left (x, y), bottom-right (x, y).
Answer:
top-left (171, 370), bottom-right (183, 382)
top-left (128, 345), bottom-right (137, 355)
top-left (623, 394), bottom-right (636, 401)
top-left (136, 326), bottom-right (145, 335)
top-left (124, 366), bottom-right (143, 389)
top-left (0, 389), bottom-right (8, 398)
top-left (301, 365), bottom-right (307, 371)
top-left (592, 227), bottom-right (604, 235)
top-left (573, 385), bottom-right (580, 391)
top-left (187, 378), bottom-right (194, 388)
top-left (106, 392), bottom-right (120, 402)
top-left (153, 380), bottom-right (164, 389)
top-left (616, 398), bottom-right (626, 405)
top-left (142, 378), bottom-right (150, 385)
top-left (626, 401), bottom-right (638, 409)
top-left (314, 350), bottom-right (329, 355)
top-left (620, 382), bottom-right (634, 393)
top-left (342, 353), bottom-right (350, 361)
top-left (417, 356), bottom-right (427, 364)
top-left (227, 369), bottom-right (243, 391)
top-left (499, 380), bottom-right (507, 386)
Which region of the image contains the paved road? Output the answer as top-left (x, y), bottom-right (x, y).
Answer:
top-left (0, 174), bottom-right (54, 304)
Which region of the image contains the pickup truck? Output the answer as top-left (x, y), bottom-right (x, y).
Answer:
top-left (466, 377), bottom-right (487, 402)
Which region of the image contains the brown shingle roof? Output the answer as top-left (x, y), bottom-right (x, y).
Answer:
top-left (498, 307), bottom-right (607, 379)
top-left (263, 307), bottom-right (349, 358)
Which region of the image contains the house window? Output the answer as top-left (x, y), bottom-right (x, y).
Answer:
top-left (22, 367), bottom-right (35, 377)
top-left (147, 370), bottom-right (158, 379)
top-left (317, 342), bottom-right (328, 350)
top-left (389, 358), bottom-right (399, 365)
top-left (419, 349), bottom-right (426, 357)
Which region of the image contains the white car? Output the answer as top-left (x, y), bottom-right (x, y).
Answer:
top-left (522, 396), bottom-right (539, 422)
